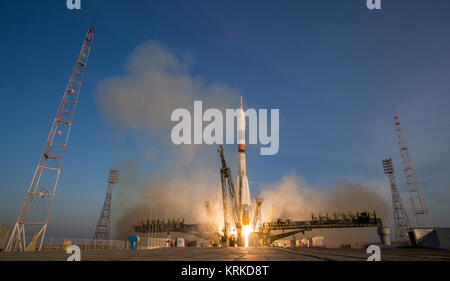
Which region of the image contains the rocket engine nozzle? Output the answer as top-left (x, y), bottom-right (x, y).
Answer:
top-left (242, 204), bottom-right (250, 225)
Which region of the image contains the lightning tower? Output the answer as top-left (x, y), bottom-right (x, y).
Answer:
top-left (382, 158), bottom-right (410, 241)
top-left (6, 23), bottom-right (95, 252)
top-left (93, 169), bottom-right (119, 240)
top-left (393, 111), bottom-right (432, 227)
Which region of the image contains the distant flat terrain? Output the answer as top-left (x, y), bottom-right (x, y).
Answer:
top-left (1, 247), bottom-right (449, 261)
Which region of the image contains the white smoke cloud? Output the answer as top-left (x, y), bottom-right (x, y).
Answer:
top-left (260, 175), bottom-right (390, 222)
top-left (96, 40), bottom-right (240, 133)
top-left (95, 40), bottom-right (241, 238)
top-left (259, 175), bottom-right (390, 248)
top-left (114, 168), bottom-right (223, 239)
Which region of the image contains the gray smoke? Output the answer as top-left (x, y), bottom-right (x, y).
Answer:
top-left (114, 168), bottom-right (223, 239)
top-left (260, 176), bottom-right (389, 221)
top-left (260, 175), bottom-right (390, 247)
top-left (95, 40), bottom-right (243, 239)
top-left (96, 40), bottom-right (240, 133)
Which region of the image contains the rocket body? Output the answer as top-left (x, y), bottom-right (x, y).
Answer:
top-left (236, 97), bottom-right (251, 226)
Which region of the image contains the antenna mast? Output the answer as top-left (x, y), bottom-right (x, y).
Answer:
top-left (6, 25), bottom-right (95, 252)
top-left (393, 112), bottom-right (432, 227)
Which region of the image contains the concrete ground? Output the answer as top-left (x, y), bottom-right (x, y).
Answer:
top-left (0, 247), bottom-right (449, 261)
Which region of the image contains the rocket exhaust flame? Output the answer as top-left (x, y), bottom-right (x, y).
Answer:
top-left (242, 225), bottom-right (251, 248)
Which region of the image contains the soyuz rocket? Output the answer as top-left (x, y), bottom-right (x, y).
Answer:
top-left (236, 97), bottom-right (251, 226)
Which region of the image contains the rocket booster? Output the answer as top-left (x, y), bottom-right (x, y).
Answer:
top-left (236, 97), bottom-right (251, 226)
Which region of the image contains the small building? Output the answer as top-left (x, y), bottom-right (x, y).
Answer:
top-left (273, 240), bottom-right (291, 248)
top-left (295, 237), bottom-right (324, 247)
top-left (296, 238), bottom-right (309, 247)
top-left (407, 228), bottom-right (450, 250)
top-left (176, 237), bottom-right (185, 247)
top-left (311, 236), bottom-right (325, 247)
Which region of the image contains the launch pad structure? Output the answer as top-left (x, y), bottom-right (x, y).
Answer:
top-left (217, 145), bottom-right (242, 246)
top-left (201, 97), bottom-right (390, 248)
top-left (202, 142), bottom-right (386, 247)
top-left (133, 209), bottom-right (385, 247)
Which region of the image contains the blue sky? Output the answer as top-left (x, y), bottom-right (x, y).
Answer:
top-left (0, 0), bottom-right (449, 238)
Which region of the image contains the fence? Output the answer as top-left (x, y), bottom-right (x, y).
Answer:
top-left (38, 237), bottom-right (130, 251)
top-left (26, 232), bottom-right (210, 251)
top-left (138, 237), bottom-right (168, 249)
top-left (138, 234), bottom-right (209, 248)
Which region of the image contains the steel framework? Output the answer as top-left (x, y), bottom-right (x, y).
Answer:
top-left (393, 113), bottom-right (432, 227)
top-left (217, 145), bottom-right (242, 245)
top-left (252, 197), bottom-right (263, 232)
top-left (5, 26), bottom-right (95, 252)
top-left (93, 169), bottom-right (119, 240)
top-left (382, 158), bottom-right (410, 241)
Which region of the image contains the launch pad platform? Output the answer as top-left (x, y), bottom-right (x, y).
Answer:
top-left (1, 246), bottom-right (449, 261)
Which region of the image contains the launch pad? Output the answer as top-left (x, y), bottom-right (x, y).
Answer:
top-left (1, 246), bottom-right (449, 261)
top-left (133, 210), bottom-right (385, 248)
